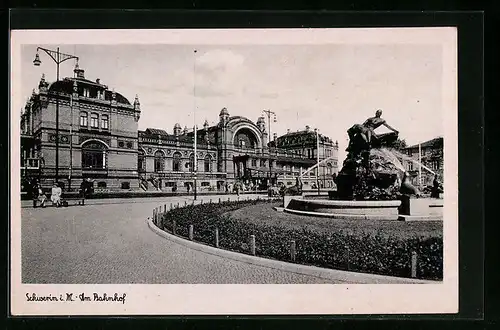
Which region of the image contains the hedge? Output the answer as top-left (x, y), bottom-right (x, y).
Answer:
top-left (159, 200), bottom-right (442, 280)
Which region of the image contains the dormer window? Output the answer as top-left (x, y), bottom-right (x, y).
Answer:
top-left (97, 90), bottom-right (104, 100)
top-left (83, 88), bottom-right (90, 98)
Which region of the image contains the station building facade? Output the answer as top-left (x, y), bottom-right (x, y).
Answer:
top-left (20, 67), bottom-right (339, 192)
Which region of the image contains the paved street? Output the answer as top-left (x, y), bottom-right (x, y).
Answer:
top-left (21, 194), bottom-right (339, 284)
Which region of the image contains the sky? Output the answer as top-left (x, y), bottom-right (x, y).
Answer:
top-left (21, 43), bottom-right (443, 161)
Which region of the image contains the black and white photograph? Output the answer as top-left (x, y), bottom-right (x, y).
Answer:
top-left (11, 28), bottom-right (458, 315)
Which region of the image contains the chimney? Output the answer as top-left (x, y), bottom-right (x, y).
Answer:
top-left (286, 129), bottom-right (291, 134)
top-left (96, 78), bottom-right (100, 84)
top-left (305, 125), bottom-right (310, 131)
top-left (273, 133), bottom-right (277, 140)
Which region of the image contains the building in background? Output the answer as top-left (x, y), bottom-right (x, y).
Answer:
top-left (21, 68), bottom-right (339, 193)
top-left (138, 108), bottom-right (339, 192)
top-left (20, 64), bottom-right (141, 192)
top-left (401, 137), bottom-right (444, 187)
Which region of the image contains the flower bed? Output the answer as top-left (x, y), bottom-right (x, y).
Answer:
top-left (159, 200), bottom-right (442, 280)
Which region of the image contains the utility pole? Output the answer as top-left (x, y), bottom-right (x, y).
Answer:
top-left (263, 109), bottom-right (276, 187)
top-left (193, 49), bottom-right (198, 200)
top-left (69, 95), bottom-right (73, 191)
top-left (315, 128), bottom-right (320, 196)
top-left (418, 143), bottom-right (422, 188)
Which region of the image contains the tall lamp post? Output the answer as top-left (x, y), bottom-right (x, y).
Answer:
top-left (33, 47), bottom-right (78, 186)
top-left (314, 128), bottom-right (320, 196)
top-left (263, 109), bottom-right (276, 187)
top-left (193, 49), bottom-right (198, 200)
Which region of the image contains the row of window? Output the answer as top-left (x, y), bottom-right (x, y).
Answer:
top-left (406, 160), bottom-right (441, 171)
top-left (80, 112), bottom-right (109, 129)
top-left (138, 152), bottom-right (214, 173)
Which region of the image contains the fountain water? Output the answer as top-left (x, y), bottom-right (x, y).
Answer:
top-left (283, 120), bottom-right (443, 220)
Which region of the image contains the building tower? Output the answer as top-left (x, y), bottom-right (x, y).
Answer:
top-left (173, 123), bottom-right (182, 136)
top-left (219, 107), bottom-right (229, 124)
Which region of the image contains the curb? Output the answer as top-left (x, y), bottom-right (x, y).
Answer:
top-left (147, 217), bottom-right (437, 284)
top-left (283, 208), bottom-right (400, 221)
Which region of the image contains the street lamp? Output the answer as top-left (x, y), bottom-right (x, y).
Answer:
top-left (193, 49), bottom-right (198, 200)
top-left (33, 47), bottom-right (79, 186)
top-left (263, 109), bottom-right (276, 187)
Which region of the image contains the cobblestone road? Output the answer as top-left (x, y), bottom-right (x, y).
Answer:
top-left (21, 194), bottom-right (339, 284)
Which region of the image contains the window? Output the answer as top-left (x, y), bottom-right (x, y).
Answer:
top-left (81, 141), bottom-right (107, 169)
top-left (97, 90), bottom-right (104, 100)
top-left (432, 160), bottom-right (440, 170)
top-left (251, 159), bottom-right (257, 167)
top-left (189, 154), bottom-right (195, 172)
top-left (173, 152), bottom-right (182, 172)
top-left (80, 112), bottom-right (88, 127)
top-left (101, 114), bottom-right (109, 129)
top-left (154, 150), bottom-right (164, 172)
top-left (204, 155), bottom-right (212, 172)
top-left (121, 182), bottom-right (130, 189)
top-left (287, 182), bottom-right (293, 186)
top-left (90, 113), bottom-right (99, 128)
top-left (97, 181), bottom-right (107, 188)
top-left (260, 159), bottom-right (266, 167)
top-left (408, 162), bottom-right (414, 171)
top-left (307, 149), bottom-right (311, 158)
top-left (326, 164), bottom-right (332, 175)
top-left (201, 182), bottom-right (210, 187)
top-left (165, 182), bottom-right (176, 187)
top-left (83, 88), bottom-right (90, 98)
top-left (239, 140), bottom-right (246, 148)
top-left (138, 150), bottom-right (145, 172)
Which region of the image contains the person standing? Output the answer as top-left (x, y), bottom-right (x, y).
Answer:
top-left (31, 179), bottom-right (39, 208)
top-left (37, 184), bottom-right (46, 208)
top-left (430, 174), bottom-right (441, 198)
top-left (51, 183), bottom-right (62, 207)
top-left (79, 179), bottom-right (87, 206)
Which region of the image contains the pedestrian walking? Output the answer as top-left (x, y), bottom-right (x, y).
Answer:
top-left (79, 179), bottom-right (89, 206)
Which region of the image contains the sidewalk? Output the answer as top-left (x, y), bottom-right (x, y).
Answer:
top-left (20, 193), bottom-right (273, 208)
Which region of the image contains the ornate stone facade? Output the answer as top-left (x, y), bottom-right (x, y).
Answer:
top-left (21, 69), bottom-right (339, 192)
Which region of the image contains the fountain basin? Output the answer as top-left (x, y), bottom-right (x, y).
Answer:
top-left (285, 198), bottom-right (402, 221)
top-left (398, 196), bottom-right (443, 221)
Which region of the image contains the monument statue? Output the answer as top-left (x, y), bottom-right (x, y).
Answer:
top-left (335, 110), bottom-right (418, 201)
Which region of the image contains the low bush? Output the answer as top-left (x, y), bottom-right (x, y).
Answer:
top-left (159, 200), bottom-right (442, 280)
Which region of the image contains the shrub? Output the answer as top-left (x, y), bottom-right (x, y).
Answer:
top-left (159, 200), bottom-right (442, 280)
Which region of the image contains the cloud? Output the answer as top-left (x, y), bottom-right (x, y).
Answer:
top-left (196, 49), bottom-right (245, 70)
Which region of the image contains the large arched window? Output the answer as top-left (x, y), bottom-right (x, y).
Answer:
top-left (154, 150), bottom-right (164, 172)
top-left (204, 155), bottom-right (212, 172)
top-left (189, 153), bottom-right (195, 172)
top-left (138, 149), bottom-right (145, 172)
top-left (81, 140), bottom-right (107, 169)
top-left (172, 152), bottom-right (182, 172)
